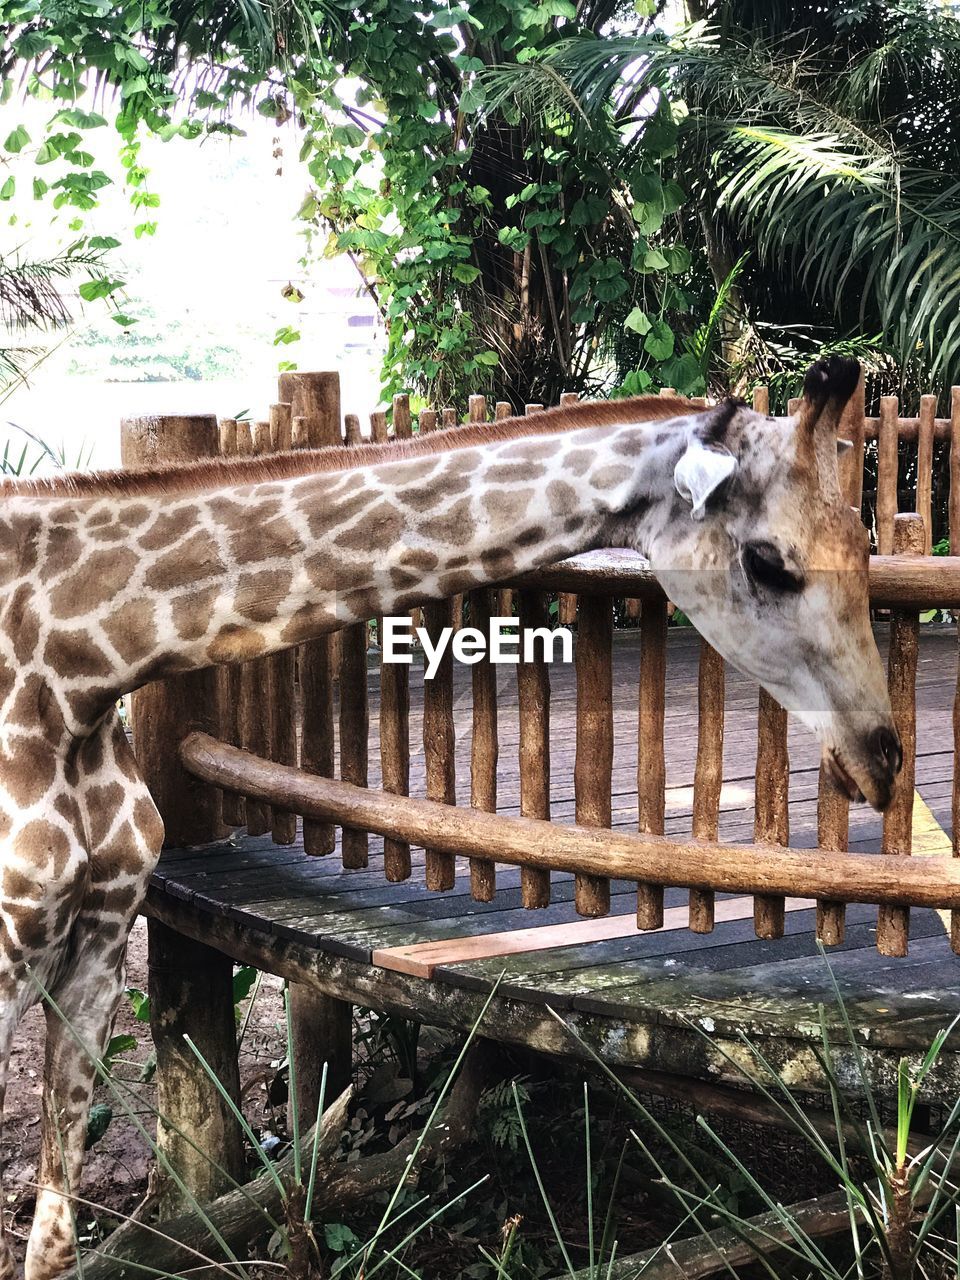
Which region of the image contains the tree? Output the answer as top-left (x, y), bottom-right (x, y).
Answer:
top-left (0, 0), bottom-right (696, 407)
top-left (489, 0), bottom-right (960, 398)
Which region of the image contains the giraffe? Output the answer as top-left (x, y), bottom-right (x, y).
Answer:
top-left (0, 354), bottom-right (899, 1277)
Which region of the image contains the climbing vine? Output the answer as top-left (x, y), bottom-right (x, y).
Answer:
top-left (0, 0), bottom-right (701, 406)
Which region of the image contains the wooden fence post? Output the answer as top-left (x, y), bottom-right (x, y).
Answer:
top-left (419, 407), bottom-right (458, 891)
top-left (517, 589), bottom-right (552, 908)
top-left (277, 373), bottom-right (353, 1127)
top-left (637, 598), bottom-right (667, 929)
top-left (877, 513), bottom-right (924, 957)
top-left (120, 413), bottom-right (244, 1207)
top-left (267, 402), bottom-right (298, 845)
top-left (279, 371), bottom-right (341, 858)
top-left (379, 404), bottom-right (411, 881)
top-left (574, 595), bottom-right (613, 916)
top-left (690, 640), bottom-right (724, 932)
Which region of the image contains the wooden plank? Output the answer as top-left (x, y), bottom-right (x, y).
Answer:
top-left (267, 402), bottom-right (297, 845)
top-left (373, 895), bottom-right (820, 978)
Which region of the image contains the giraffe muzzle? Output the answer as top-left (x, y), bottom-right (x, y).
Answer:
top-left (825, 723), bottom-right (902, 812)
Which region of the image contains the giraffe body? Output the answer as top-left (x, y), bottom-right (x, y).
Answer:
top-left (0, 359), bottom-right (899, 1275)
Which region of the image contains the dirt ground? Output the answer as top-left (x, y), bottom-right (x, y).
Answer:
top-left (2, 916), bottom-right (289, 1265)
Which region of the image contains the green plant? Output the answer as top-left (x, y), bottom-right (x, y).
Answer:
top-left (541, 949), bottom-right (960, 1280)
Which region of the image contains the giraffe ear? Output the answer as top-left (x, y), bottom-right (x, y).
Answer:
top-left (674, 440), bottom-right (737, 521)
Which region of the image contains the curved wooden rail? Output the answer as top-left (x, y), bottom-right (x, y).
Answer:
top-left (180, 733), bottom-right (960, 916)
top-left (510, 550), bottom-right (960, 609)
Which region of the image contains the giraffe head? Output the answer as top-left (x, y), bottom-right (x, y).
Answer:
top-left (641, 356), bottom-right (900, 811)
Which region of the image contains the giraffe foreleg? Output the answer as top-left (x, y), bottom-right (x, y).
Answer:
top-left (26, 952), bottom-right (126, 1280)
top-left (25, 715), bottom-right (163, 1280)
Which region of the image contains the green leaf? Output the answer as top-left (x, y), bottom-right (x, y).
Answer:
top-left (0, 177), bottom-right (14, 201)
top-left (126, 988), bottom-right (151, 1021)
top-left (3, 125), bottom-right (29, 154)
top-left (111, 313), bottom-right (138, 327)
top-left (461, 86), bottom-right (485, 114)
top-left (232, 965), bottom-right (258, 1004)
top-left (32, 178), bottom-right (46, 199)
top-left (639, 247), bottom-right (668, 273)
top-left (644, 319), bottom-right (674, 361)
top-left (452, 263), bottom-right (481, 283)
top-left (89, 235), bottom-right (121, 250)
top-left (663, 245), bottom-right (692, 274)
top-left (625, 307), bottom-right (652, 335)
top-left (85, 1102), bottom-right (113, 1149)
top-left (475, 349), bottom-right (499, 366)
top-left (78, 277), bottom-right (122, 302)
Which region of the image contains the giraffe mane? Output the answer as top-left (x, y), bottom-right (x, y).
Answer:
top-left (1, 394), bottom-right (706, 498)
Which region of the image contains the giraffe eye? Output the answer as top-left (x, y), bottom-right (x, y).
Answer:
top-left (742, 542), bottom-right (804, 594)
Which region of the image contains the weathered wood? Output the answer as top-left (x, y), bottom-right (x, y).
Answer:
top-left (344, 412), bottom-right (362, 445)
top-left (280, 372), bottom-right (341, 856)
top-left (574, 595), bottom-right (613, 916)
top-left (418, 408), bottom-right (437, 435)
top-left (73, 1043), bottom-right (500, 1280)
top-left (121, 413), bottom-right (225, 845)
top-left (69, 1086), bottom-right (352, 1280)
top-left (339, 620), bottom-right (369, 868)
top-left (816, 764), bottom-right (849, 946)
top-left (265, 403), bottom-right (297, 844)
top-left (287, 986), bottom-right (352, 1133)
top-left (690, 639), bottom-right (723, 933)
top-left (558, 391), bottom-right (580, 625)
top-left (469, 586), bottom-right (498, 900)
top-left (517, 590), bottom-right (552, 908)
top-left (379, 399), bottom-right (411, 876)
top-left (877, 395), bottom-right (900, 555)
top-left (754, 689), bottom-right (788, 938)
top-left (878, 513), bottom-right (924, 957)
top-left (509, 549), bottom-right (960, 609)
top-left (557, 1186), bottom-right (867, 1280)
top-left (236, 421), bottom-right (275, 837)
top-left (637, 599), bottom-right (667, 929)
top-left (442, 406), bottom-right (457, 429)
top-left (422, 597), bottom-right (458, 891)
top-left (180, 732), bottom-right (960, 911)
top-left (370, 409), bottom-right (388, 443)
top-left (216, 418), bottom-right (246, 828)
top-left (147, 919), bottom-right (244, 1211)
top-left (494, 400), bottom-right (516, 618)
top-left (917, 394), bottom-right (936, 555)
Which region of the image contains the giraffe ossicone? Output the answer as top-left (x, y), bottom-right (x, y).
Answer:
top-left (0, 355), bottom-right (898, 1277)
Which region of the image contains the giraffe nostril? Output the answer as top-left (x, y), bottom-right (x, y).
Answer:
top-left (872, 726), bottom-right (903, 776)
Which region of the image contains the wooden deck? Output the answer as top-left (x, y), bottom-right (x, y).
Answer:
top-left (146, 623), bottom-right (960, 1098)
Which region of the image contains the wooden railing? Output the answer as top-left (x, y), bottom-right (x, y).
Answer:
top-left (125, 372), bottom-right (960, 964)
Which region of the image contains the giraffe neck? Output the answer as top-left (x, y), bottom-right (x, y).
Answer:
top-left (2, 415), bottom-right (696, 738)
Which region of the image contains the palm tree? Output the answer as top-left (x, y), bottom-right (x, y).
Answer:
top-left (484, 0), bottom-right (960, 395)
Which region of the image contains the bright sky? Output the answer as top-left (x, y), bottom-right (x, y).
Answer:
top-left (2, 100), bottom-right (383, 468)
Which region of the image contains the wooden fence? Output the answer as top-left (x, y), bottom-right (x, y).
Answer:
top-left (125, 371), bottom-right (960, 963)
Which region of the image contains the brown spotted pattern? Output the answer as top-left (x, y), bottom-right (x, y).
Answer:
top-left (0, 382), bottom-right (895, 1276)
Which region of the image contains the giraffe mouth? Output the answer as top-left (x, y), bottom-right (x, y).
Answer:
top-left (823, 748), bottom-right (865, 804)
